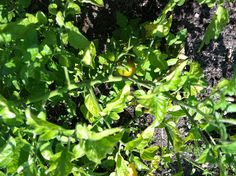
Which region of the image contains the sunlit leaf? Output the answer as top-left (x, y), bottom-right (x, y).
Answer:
top-left (199, 6), bottom-right (229, 50)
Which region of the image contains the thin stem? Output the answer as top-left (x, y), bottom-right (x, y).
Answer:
top-left (163, 92), bottom-right (213, 119)
top-left (63, 66), bottom-right (71, 87)
top-left (183, 157), bottom-right (210, 173)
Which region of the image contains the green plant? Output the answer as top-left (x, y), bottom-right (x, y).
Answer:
top-left (0, 0), bottom-right (235, 176)
top-left (196, 0), bottom-right (230, 51)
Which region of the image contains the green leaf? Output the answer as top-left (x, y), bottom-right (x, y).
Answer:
top-left (80, 0), bottom-right (104, 7)
top-left (76, 124), bottom-right (122, 140)
top-left (48, 3), bottom-right (58, 15)
top-left (65, 22), bottom-right (90, 49)
top-left (6, 137), bottom-right (31, 173)
top-left (196, 147), bottom-right (216, 164)
top-left (48, 149), bottom-right (73, 176)
top-left (0, 137), bottom-right (15, 168)
top-left (82, 132), bottom-right (123, 164)
top-left (25, 109), bottom-right (74, 141)
top-left (40, 142), bottom-right (54, 161)
top-left (125, 126), bottom-right (155, 151)
top-left (159, 60), bottom-right (188, 91)
top-left (75, 125), bottom-right (123, 163)
top-left (0, 95), bottom-right (24, 125)
top-left (199, 6), bottom-right (229, 50)
top-left (80, 104), bottom-right (96, 123)
top-left (115, 154), bottom-right (128, 176)
top-left (136, 92), bottom-right (167, 126)
top-left (85, 93), bottom-right (100, 117)
top-left (166, 28), bottom-right (187, 46)
top-left (141, 146), bottom-right (158, 161)
top-left (132, 156), bottom-right (149, 171)
top-left (144, 14), bottom-right (172, 38)
top-left (195, 0), bottom-right (215, 7)
top-left (81, 42), bottom-right (96, 68)
top-left (72, 142), bottom-right (86, 160)
top-left (165, 121), bottom-right (183, 152)
top-left (116, 12), bottom-right (128, 27)
top-left (56, 11), bottom-right (64, 27)
top-left (36, 11), bottom-right (47, 25)
top-left (221, 142), bottom-right (236, 154)
top-left (226, 104), bottom-right (236, 113)
top-left (67, 2), bottom-right (81, 15)
top-left (149, 49), bottom-right (168, 72)
top-left (101, 84), bottom-right (130, 120)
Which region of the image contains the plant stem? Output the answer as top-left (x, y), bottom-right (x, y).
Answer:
top-left (26, 75), bottom-right (123, 104)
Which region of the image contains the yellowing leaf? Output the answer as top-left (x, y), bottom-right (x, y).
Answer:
top-left (127, 163), bottom-right (138, 176)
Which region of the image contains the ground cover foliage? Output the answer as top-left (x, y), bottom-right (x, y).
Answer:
top-left (0, 0), bottom-right (235, 175)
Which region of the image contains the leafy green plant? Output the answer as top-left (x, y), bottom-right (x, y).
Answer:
top-left (198, 1), bottom-right (230, 50)
top-left (0, 0), bottom-right (235, 176)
